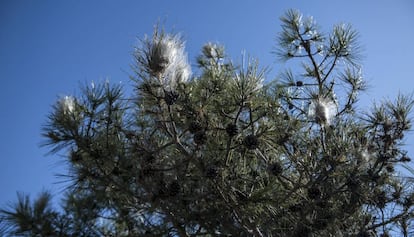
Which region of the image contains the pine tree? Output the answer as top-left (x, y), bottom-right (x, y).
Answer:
top-left (2, 10), bottom-right (414, 237)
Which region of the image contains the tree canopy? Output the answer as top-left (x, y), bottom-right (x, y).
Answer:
top-left (1, 10), bottom-right (414, 237)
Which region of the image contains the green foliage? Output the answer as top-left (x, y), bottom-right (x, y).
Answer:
top-left (2, 10), bottom-right (414, 237)
top-left (0, 191), bottom-right (59, 236)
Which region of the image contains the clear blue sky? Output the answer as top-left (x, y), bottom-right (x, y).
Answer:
top-left (1, 0), bottom-right (414, 207)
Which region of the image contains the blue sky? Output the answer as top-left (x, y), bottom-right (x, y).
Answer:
top-left (1, 0), bottom-right (413, 207)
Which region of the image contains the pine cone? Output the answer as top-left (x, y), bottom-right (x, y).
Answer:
top-left (144, 154), bottom-right (156, 164)
top-left (403, 195), bottom-right (414, 208)
top-left (385, 164), bottom-right (394, 173)
top-left (112, 167), bottom-right (121, 176)
top-left (168, 180), bottom-right (181, 196)
top-left (243, 134), bottom-right (259, 150)
top-left (268, 162), bottom-right (283, 176)
top-left (288, 203), bottom-right (303, 212)
top-left (164, 90), bottom-right (179, 105)
top-left (194, 131), bottom-right (207, 145)
top-left (307, 186), bottom-right (321, 199)
top-left (206, 166), bottom-right (219, 179)
top-left (346, 176), bottom-right (361, 190)
top-left (189, 121), bottom-right (203, 134)
top-left (225, 123), bottom-right (238, 137)
top-left (374, 191), bottom-right (387, 208)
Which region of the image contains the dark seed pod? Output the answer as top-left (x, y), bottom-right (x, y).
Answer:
top-left (189, 121), bottom-right (203, 134)
top-left (403, 195), bottom-right (414, 208)
top-left (193, 131), bottom-right (207, 145)
top-left (288, 203), bottom-right (303, 212)
top-left (225, 123), bottom-right (238, 137)
top-left (307, 186), bottom-right (321, 199)
top-left (392, 186), bottom-right (402, 200)
top-left (164, 90), bottom-right (179, 105)
top-left (375, 191), bottom-right (387, 208)
top-left (112, 167), bottom-right (121, 176)
top-left (268, 162), bottom-right (283, 176)
top-left (206, 166), bottom-right (219, 179)
top-left (346, 176), bottom-right (361, 190)
top-left (385, 164), bottom-right (394, 173)
top-left (243, 134), bottom-right (259, 150)
top-left (145, 154), bottom-right (156, 164)
top-left (296, 80), bottom-right (303, 87)
top-left (168, 180), bottom-right (181, 196)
